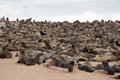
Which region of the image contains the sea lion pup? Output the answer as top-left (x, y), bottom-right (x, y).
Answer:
top-left (17, 47), bottom-right (25, 63)
top-left (15, 52), bottom-right (18, 57)
top-left (78, 61), bottom-right (96, 72)
top-left (102, 61), bottom-right (115, 75)
top-left (0, 44), bottom-right (12, 58)
top-left (17, 47), bottom-right (42, 66)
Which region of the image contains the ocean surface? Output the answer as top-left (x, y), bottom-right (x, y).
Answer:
top-left (0, 0), bottom-right (120, 22)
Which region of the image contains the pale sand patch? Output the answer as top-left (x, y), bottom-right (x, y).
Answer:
top-left (0, 52), bottom-right (119, 80)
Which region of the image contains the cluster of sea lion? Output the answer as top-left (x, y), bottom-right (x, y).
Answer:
top-left (0, 17), bottom-right (120, 77)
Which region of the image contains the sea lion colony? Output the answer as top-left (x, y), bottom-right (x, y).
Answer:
top-left (0, 17), bottom-right (120, 75)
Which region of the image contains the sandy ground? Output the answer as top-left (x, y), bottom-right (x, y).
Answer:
top-left (0, 52), bottom-right (119, 80)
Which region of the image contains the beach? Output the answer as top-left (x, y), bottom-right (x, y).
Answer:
top-left (0, 52), bottom-right (118, 80)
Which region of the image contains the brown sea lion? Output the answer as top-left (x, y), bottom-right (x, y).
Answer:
top-left (43, 40), bottom-right (52, 50)
top-left (15, 52), bottom-right (18, 57)
top-left (92, 54), bottom-right (117, 62)
top-left (38, 55), bottom-right (47, 64)
top-left (46, 57), bottom-right (73, 72)
top-left (79, 52), bottom-right (96, 60)
top-left (17, 47), bottom-right (42, 66)
top-left (94, 64), bottom-right (104, 70)
top-left (111, 61), bottom-right (120, 73)
top-left (84, 43), bottom-right (93, 53)
top-left (0, 44), bottom-right (12, 58)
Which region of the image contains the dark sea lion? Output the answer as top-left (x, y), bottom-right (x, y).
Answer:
top-left (102, 61), bottom-right (115, 75)
top-left (78, 61), bottom-right (95, 72)
top-left (6, 17), bottom-right (9, 21)
top-left (112, 67), bottom-right (120, 73)
top-left (40, 31), bottom-right (47, 36)
top-left (116, 40), bottom-right (120, 46)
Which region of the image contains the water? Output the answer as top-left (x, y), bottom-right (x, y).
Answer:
top-left (0, 0), bottom-right (120, 22)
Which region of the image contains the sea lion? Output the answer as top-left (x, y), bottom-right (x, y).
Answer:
top-left (40, 31), bottom-right (47, 36)
top-left (60, 54), bottom-right (75, 66)
top-left (43, 40), bottom-right (52, 50)
top-left (111, 62), bottom-right (120, 73)
top-left (77, 56), bottom-right (88, 62)
top-left (17, 47), bottom-right (42, 66)
top-left (92, 54), bottom-right (117, 62)
top-left (15, 52), bottom-right (18, 57)
top-left (38, 55), bottom-right (47, 64)
top-left (84, 43), bottom-right (93, 53)
top-left (116, 40), bottom-right (120, 46)
top-left (17, 47), bottom-right (25, 63)
top-left (112, 67), bottom-right (120, 73)
top-left (94, 64), bottom-right (104, 70)
top-left (79, 53), bottom-right (96, 60)
top-left (111, 75), bottom-right (120, 79)
top-left (54, 58), bottom-right (73, 72)
top-left (46, 57), bottom-right (73, 72)
top-left (0, 44), bottom-right (12, 58)
top-left (6, 17), bottom-right (9, 21)
top-left (78, 61), bottom-right (95, 72)
top-left (71, 41), bottom-right (80, 54)
top-left (102, 61), bottom-right (115, 75)
top-left (23, 53), bottom-right (42, 66)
